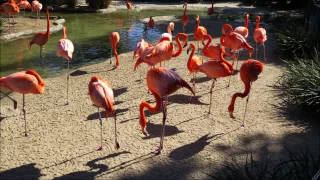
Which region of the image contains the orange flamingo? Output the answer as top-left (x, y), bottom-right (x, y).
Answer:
top-left (126, 0), bottom-right (133, 11)
top-left (28, 6), bottom-right (53, 59)
top-left (31, 0), bottom-right (42, 24)
top-left (194, 15), bottom-right (207, 55)
top-left (0, 70), bottom-right (45, 136)
top-left (228, 59), bottom-right (263, 128)
top-left (207, 0), bottom-right (214, 15)
top-left (181, 2), bottom-right (189, 33)
top-left (161, 22), bottom-right (174, 42)
top-left (139, 67), bottom-right (194, 154)
top-left (192, 46), bottom-right (234, 114)
top-left (253, 16), bottom-right (267, 61)
top-left (134, 33), bottom-right (188, 70)
top-left (234, 14), bottom-right (249, 39)
top-left (109, 31), bottom-right (120, 68)
top-left (1, 0), bottom-right (19, 32)
top-left (202, 34), bottom-right (236, 61)
top-left (88, 76), bottom-right (119, 150)
top-left (186, 43), bottom-right (203, 93)
top-left (56, 26), bottom-right (74, 105)
top-left (148, 16), bottom-right (155, 28)
top-left (133, 38), bottom-right (152, 61)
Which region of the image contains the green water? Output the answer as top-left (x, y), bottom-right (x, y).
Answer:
top-left (0, 9), bottom-right (208, 78)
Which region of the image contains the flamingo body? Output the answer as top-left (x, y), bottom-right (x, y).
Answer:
top-left (17, 0), bottom-right (31, 9)
top-left (234, 14), bottom-right (249, 39)
top-left (161, 22), bottom-right (174, 42)
top-left (56, 27), bottom-right (74, 60)
top-left (109, 31), bottom-right (120, 67)
top-left (148, 16), bottom-right (155, 28)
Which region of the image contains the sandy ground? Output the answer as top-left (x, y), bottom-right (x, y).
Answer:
top-left (1, 3), bottom-right (319, 180)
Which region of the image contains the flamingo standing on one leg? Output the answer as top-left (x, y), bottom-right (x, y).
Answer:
top-left (56, 26), bottom-right (74, 105)
top-left (28, 6), bottom-right (53, 59)
top-left (0, 0), bottom-right (19, 33)
top-left (0, 70), bottom-right (45, 136)
top-left (186, 43), bottom-right (203, 93)
top-left (181, 2), bottom-right (189, 33)
top-left (207, 0), bottom-right (214, 15)
top-left (139, 67), bottom-right (195, 155)
top-left (253, 16), bottom-right (267, 62)
top-left (148, 16), bottom-right (155, 28)
top-left (228, 59), bottom-right (263, 128)
top-left (194, 15), bottom-right (207, 55)
top-left (17, 0), bottom-right (31, 25)
top-left (161, 22), bottom-right (174, 42)
top-left (192, 46), bottom-right (234, 114)
top-left (109, 31), bottom-right (120, 68)
top-left (88, 76), bottom-right (120, 150)
top-left (31, 0), bottom-right (42, 25)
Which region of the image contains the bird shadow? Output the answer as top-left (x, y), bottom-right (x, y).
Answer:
top-left (190, 76), bottom-right (212, 84)
top-left (119, 116), bottom-right (139, 124)
top-left (114, 87), bottom-right (128, 97)
top-left (86, 108), bottom-right (129, 120)
top-left (53, 151), bottom-right (131, 180)
top-left (107, 66), bottom-right (117, 71)
top-left (168, 94), bottom-right (205, 105)
top-left (143, 121), bottom-right (184, 140)
top-left (0, 163), bottom-right (43, 180)
top-left (169, 133), bottom-right (220, 160)
top-left (174, 114), bottom-right (207, 126)
top-left (70, 70), bottom-right (88, 76)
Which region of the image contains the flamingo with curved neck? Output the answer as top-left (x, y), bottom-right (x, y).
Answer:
top-left (186, 43), bottom-right (203, 93)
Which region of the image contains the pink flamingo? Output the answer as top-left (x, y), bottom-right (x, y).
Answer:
top-left (253, 16), bottom-right (267, 61)
top-left (161, 22), bottom-right (174, 42)
top-left (181, 2), bottom-right (189, 33)
top-left (194, 15), bottom-right (207, 55)
top-left (132, 38), bottom-right (153, 61)
top-left (234, 14), bottom-right (249, 39)
top-left (192, 46), bottom-right (234, 114)
top-left (31, 0), bottom-right (42, 25)
top-left (139, 67), bottom-right (195, 154)
top-left (0, 70), bottom-right (45, 136)
top-left (17, 0), bottom-right (31, 24)
top-left (56, 26), bottom-right (74, 105)
top-left (228, 59), bottom-right (263, 128)
top-left (186, 43), bottom-right (203, 93)
top-left (109, 31), bottom-right (120, 68)
top-left (88, 76), bottom-right (119, 150)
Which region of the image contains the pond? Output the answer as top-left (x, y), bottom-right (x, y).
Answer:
top-left (0, 9), bottom-right (208, 78)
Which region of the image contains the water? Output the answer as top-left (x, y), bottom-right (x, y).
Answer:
top-left (0, 9), bottom-right (207, 78)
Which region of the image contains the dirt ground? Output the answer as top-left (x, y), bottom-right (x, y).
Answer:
top-left (1, 2), bottom-right (319, 180)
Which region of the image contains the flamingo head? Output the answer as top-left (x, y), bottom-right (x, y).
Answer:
top-left (183, 2), bottom-right (187, 8)
top-left (169, 22), bottom-right (174, 33)
top-left (187, 43), bottom-right (195, 54)
top-left (222, 24), bottom-right (233, 35)
top-left (248, 47), bottom-right (254, 58)
top-left (134, 58), bottom-right (144, 71)
top-left (46, 6), bottom-right (53, 10)
top-left (202, 34), bottom-right (210, 46)
top-left (195, 15), bottom-right (200, 24)
top-left (256, 16), bottom-right (260, 23)
top-left (90, 76), bottom-right (99, 83)
top-left (219, 46), bottom-right (226, 55)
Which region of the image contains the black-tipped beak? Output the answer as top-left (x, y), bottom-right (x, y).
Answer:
top-left (14, 101), bottom-right (17, 109)
top-left (143, 132), bottom-right (148, 137)
top-left (202, 42), bottom-right (205, 46)
top-left (183, 44), bottom-right (187, 48)
top-left (171, 30), bottom-right (174, 33)
top-left (187, 49), bottom-right (189, 54)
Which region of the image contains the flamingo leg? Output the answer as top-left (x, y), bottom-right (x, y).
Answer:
top-left (0, 91), bottom-right (18, 109)
top-left (156, 97), bottom-right (167, 155)
top-left (110, 48), bottom-right (112, 65)
top-left (235, 50), bottom-right (240, 71)
top-left (241, 82), bottom-right (252, 128)
top-left (255, 43), bottom-right (258, 60)
top-left (197, 41), bottom-right (200, 56)
top-left (183, 26), bottom-right (185, 33)
top-left (24, 9), bottom-right (26, 25)
top-left (193, 73), bottom-right (196, 93)
top-left (263, 43), bottom-right (266, 62)
top-left (23, 94), bottom-right (28, 137)
top-left (66, 60), bottom-right (70, 105)
top-left (114, 111), bottom-right (120, 150)
top-left (208, 79), bottom-right (215, 114)
top-left (98, 107), bottom-right (103, 150)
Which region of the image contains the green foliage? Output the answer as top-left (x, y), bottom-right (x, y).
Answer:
top-left (279, 49), bottom-right (320, 115)
top-left (86, 0), bottom-right (112, 9)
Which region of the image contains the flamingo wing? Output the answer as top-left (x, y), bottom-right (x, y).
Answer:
top-left (56, 39), bottom-right (74, 60)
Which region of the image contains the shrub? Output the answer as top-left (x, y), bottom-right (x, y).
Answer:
top-left (86, 0), bottom-right (112, 9)
top-left (278, 49), bottom-right (320, 116)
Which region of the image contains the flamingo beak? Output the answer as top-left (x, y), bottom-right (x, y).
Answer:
top-left (202, 41), bottom-right (205, 46)
top-left (183, 43), bottom-right (187, 48)
top-left (187, 49), bottom-right (189, 54)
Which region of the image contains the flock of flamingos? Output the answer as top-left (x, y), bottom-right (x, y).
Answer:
top-left (0, 0), bottom-right (267, 154)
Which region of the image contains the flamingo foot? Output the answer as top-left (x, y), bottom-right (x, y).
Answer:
top-left (115, 141), bottom-right (120, 150)
top-left (154, 145), bottom-right (162, 155)
top-left (229, 112), bottom-right (235, 119)
top-left (97, 145), bottom-right (103, 150)
top-left (240, 125), bottom-right (245, 129)
top-left (24, 133), bottom-right (30, 137)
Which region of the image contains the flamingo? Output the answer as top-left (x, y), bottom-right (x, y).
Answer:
top-left (31, 0), bottom-right (42, 25)
top-left (0, 70), bottom-right (45, 136)
top-left (253, 16), bottom-right (267, 61)
top-left (186, 43), bottom-right (203, 93)
top-left (139, 67), bottom-right (195, 154)
top-left (125, 0), bottom-right (133, 11)
top-left (161, 22), bottom-right (174, 42)
top-left (220, 24), bottom-right (254, 71)
top-left (88, 76), bottom-right (119, 150)
top-left (134, 33), bottom-right (188, 70)
top-left (202, 34), bottom-right (236, 61)
top-left (194, 15), bottom-right (207, 55)
top-left (17, 0), bottom-right (31, 24)
top-left (28, 6), bottom-right (53, 59)
top-left (228, 59), bottom-right (263, 128)
top-left (1, 0), bottom-right (19, 32)
top-left (181, 2), bottom-right (189, 33)
top-left (133, 38), bottom-right (153, 61)
top-left (191, 46), bottom-right (234, 114)
top-left (56, 26), bottom-right (74, 105)
top-left (208, 0), bottom-right (214, 15)
top-left (234, 14), bottom-right (249, 39)
top-left (109, 31), bottom-right (120, 68)
top-left (148, 16), bottom-right (155, 28)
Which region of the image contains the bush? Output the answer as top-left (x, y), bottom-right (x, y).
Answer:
top-left (86, 0), bottom-right (112, 9)
top-left (278, 49), bottom-right (320, 115)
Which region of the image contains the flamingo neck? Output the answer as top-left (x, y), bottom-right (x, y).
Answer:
top-left (139, 92), bottom-right (162, 135)
top-left (228, 82), bottom-right (251, 113)
top-left (62, 28), bottom-right (67, 39)
top-left (167, 25), bottom-right (172, 34)
top-left (211, 0), bottom-right (214, 8)
top-left (46, 9), bottom-right (50, 40)
top-left (219, 50), bottom-right (233, 73)
top-left (255, 20), bottom-right (260, 29)
top-left (245, 15), bottom-right (248, 28)
top-left (183, 5), bottom-right (187, 15)
top-left (172, 34), bottom-right (183, 57)
top-left (203, 35), bottom-right (212, 52)
top-left (112, 46), bottom-right (120, 67)
top-left (187, 45), bottom-right (196, 72)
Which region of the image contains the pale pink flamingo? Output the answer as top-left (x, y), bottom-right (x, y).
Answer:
top-left (234, 14), bottom-right (249, 39)
top-left (132, 38), bottom-right (153, 61)
top-left (17, 0), bottom-right (30, 24)
top-left (88, 76), bottom-right (119, 150)
top-left (253, 16), bottom-right (267, 61)
top-left (31, 0), bottom-right (42, 24)
top-left (139, 67), bottom-right (194, 154)
top-left (56, 26), bottom-right (74, 105)
top-left (161, 22), bottom-right (174, 42)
